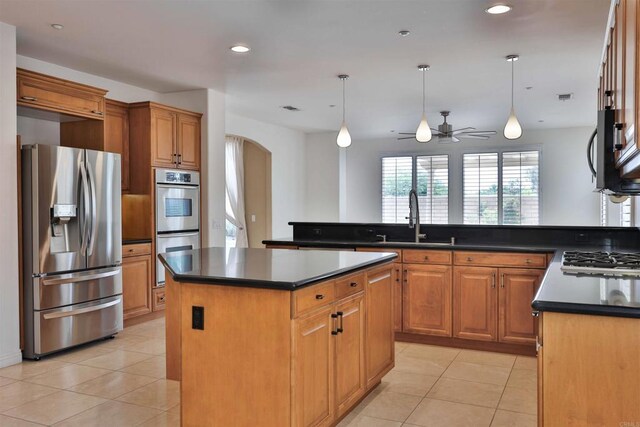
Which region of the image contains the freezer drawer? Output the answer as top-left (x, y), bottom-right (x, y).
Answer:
top-left (34, 267), bottom-right (122, 311)
top-left (28, 295), bottom-right (123, 358)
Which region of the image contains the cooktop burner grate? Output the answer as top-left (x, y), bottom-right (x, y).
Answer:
top-left (562, 250), bottom-right (640, 275)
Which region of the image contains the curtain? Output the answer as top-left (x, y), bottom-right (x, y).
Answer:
top-left (225, 135), bottom-right (248, 247)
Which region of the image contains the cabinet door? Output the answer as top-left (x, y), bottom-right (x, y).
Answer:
top-left (498, 268), bottom-right (543, 345)
top-left (121, 254), bottom-right (152, 319)
top-left (393, 263), bottom-right (403, 332)
top-left (334, 293), bottom-right (365, 417)
top-left (403, 264), bottom-right (452, 337)
top-left (177, 114), bottom-right (200, 170)
top-left (453, 266), bottom-right (498, 341)
top-left (292, 306), bottom-right (334, 427)
top-left (151, 108), bottom-right (177, 168)
top-left (104, 101), bottom-right (130, 191)
top-left (365, 266), bottom-right (394, 387)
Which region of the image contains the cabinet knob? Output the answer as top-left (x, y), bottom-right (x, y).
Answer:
top-left (159, 296), bottom-right (166, 302)
top-left (21, 96), bottom-right (37, 101)
top-left (467, 257), bottom-right (473, 262)
top-left (424, 256), bottom-right (429, 260)
top-left (315, 294), bottom-right (324, 300)
top-left (350, 282), bottom-right (358, 287)
top-left (525, 259), bottom-right (532, 264)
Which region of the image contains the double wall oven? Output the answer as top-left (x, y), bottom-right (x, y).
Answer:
top-left (155, 168), bottom-right (200, 286)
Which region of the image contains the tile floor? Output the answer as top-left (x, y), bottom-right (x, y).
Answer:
top-left (0, 318), bottom-right (537, 426)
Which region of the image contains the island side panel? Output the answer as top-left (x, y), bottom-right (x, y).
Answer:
top-left (365, 264), bottom-right (395, 387)
top-left (180, 282), bottom-right (292, 427)
top-left (165, 275), bottom-right (181, 381)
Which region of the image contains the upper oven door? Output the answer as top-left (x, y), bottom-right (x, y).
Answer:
top-left (156, 184), bottom-right (200, 233)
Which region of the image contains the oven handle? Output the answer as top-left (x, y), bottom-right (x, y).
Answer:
top-left (43, 298), bottom-right (121, 319)
top-left (156, 231), bottom-right (200, 239)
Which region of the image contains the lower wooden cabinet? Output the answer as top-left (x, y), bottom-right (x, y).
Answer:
top-left (121, 245), bottom-right (152, 320)
top-left (453, 266), bottom-right (498, 341)
top-left (392, 263), bottom-right (403, 332)
top-left (403, 264), bottom-right (452, 337)
top-left (152, 288), bottom-right (166, 311)
top-left (499, 268), bottom-right (544, 345)
top-left (365, 266), bottom-right (395, 387)
top-left (335, 294), bottom-right (365, 417)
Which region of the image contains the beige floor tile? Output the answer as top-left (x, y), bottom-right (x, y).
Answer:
top-left (0, 376), bottom-right (15, 387)
top-left (491, 409), bottom-right (537, 427)
top-left (120, 356), bottom-right (166, 378)
top-left (381, 370), bottom-right (438, 397)
top-left (25, 364), bottom-right (110, 389)
top-left (455, 350), bottom-right (516, 368)
top-left (443, 361), bottom-right (511, 386)
top-left (498, 386), bottom-right (537, 415)
top-left (137, 410), bottom-right (180, 427)
top-left (506, 369), bottom-right (537, 391)
top-left (116, 379), bottom-right (180, 410)
top-left (51, 344), bottom-right (115, 364)
top-left (394, 342), bottom-right (409, 352)
top-left (0, 359), bottom-right (70, 380)
top-left (514, 356), bottom-right (537, 371)
top-left (0, 381), bottom-right (59, 412)
top-left (79, 350), bottom-right (152, 370)
top-left (125, 338), bottom-right (166, 355)
top-left (405, 398), bottom-right (495, 427)
top-left (53, 400), bottom-right (162, 426)
top-left (394, 354), bottom-right (451, 377)
top-left (401, 344), bottom-right (460, 362)
top-left (3, 390), bottom-right (105, 425)
top-left (339, 414), bottom-right (403, 426)
top-left (100, 334), bottom-right (155, 350)
top-left (122, 324), bottom-right (166, 339)
top-left (0, 415), bottom-right (43, 427)
top-left (69, 371), bottom-right (157, 399)
top-left (359, 391), bottom-right (422, 422)
top-left (427, 378), bottom-right (504, 408)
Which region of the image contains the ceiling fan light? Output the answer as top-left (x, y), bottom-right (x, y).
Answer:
top-left (416, 114), bottom-right (432, 143)
top-left (503, 108), bottom-right (523, 140)
top-left (337, 121), bottom-right (352, 147)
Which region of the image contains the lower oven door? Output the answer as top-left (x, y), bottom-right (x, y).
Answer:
top-left (30, 295), bottom-right (123, 357)
top-left (156, 231), bottom-right (200, 286)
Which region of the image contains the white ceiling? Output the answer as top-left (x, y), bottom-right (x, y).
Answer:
top-left (0, 0), bottom-right (609, 139)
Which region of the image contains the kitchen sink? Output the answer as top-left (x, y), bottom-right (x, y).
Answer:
top-left (379, 240), bottom-right (453, 247)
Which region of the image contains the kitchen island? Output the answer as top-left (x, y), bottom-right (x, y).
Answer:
top-left (159, 247), bottom-right (397, 427)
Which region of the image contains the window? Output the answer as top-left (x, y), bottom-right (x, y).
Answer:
top-left (382, 156), bottom-right (413, 223)
top-left (621, 198), bottom-right (633, 226)
top-left (463, 153), bottom-right (499, 224)
top-left (600, 193), bottom-right (607, 226)
top-left (417, 155), bottom-right (449, 224)
top-left (463, 151), bottom-right (540, 225)
top-left (382, 155), bottom-right (449, 223)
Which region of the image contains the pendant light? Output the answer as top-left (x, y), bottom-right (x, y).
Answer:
top-left (416, 65), bottom-right (432, 143)
top-left (504, 54), bottom-right (523, 140)
top-left (336, 74), bottom-right (351, 148)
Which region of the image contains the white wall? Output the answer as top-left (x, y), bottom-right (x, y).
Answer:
top-left (305, 132), bottom-right (339, 221)
top-left (305, 127), bottom-right (601, 226)
top-left (226, 114), bottom-right (306, 239)
top-left (0, 22), bottom-right (21, 368)
top-left (17, 116), bottom-right (60, 145)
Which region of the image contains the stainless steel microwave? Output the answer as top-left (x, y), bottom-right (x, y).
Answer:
top-left (588, 109), bottom-right (640, 194)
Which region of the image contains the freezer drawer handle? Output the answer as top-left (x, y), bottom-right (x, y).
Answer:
top-left (42, 269), bottom-right (119, 286)
top-left (43, 298), bottom-right (121, 320)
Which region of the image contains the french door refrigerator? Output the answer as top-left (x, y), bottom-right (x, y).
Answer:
top-left (21, 144), bottom-right (123, 359)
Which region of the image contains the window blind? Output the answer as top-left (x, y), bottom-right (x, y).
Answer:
top-left (463, 153), bottom-right (499, 224)
top-left (502, 151), bottom-right (540, 225)
top-left (382, 156), bottom-right (413, 223)
top-left (416, 155), bottom-right (449, 223)
top-left (600, 193), bottom-right (607, 226)
top-left (621, 198), bottom-right (632, 226)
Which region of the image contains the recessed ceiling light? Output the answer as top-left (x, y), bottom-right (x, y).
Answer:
top-left (485, 4), bottom-right (512, 14)
top-left (230, 45), bottom-right (250, 53)
top-left (51, 23), bottom-right (64, 30)
top-left (329, 104), bottom-right (336, 108)
top-left (398, 30), bottom-right (410, 37)
top-left (526, 86), bottom-right (533, 90)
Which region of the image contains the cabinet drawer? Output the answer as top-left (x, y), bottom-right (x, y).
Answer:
top-left (292, 281), bottom-right (336, 317)
top-left (403, 249), bottom-right (452, 265)
top-left (152, 288), bottom-right (166, 311)
top-left (335, 273), bottom-right (365, 298)
top-left (123, 243), bottom-right (151, 258)
top-left (17, 69), bottom-right (107, 119)
top-left (454, 251), bottom-right (547, 268)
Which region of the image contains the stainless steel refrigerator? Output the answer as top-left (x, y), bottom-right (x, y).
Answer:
top-left (21, 144), bottom-right (123, 359)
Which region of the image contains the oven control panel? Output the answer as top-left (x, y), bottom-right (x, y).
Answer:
top-left (166, 172), bottom-right (192, 183)
top-left (155, 168), bottom-right (200, 186)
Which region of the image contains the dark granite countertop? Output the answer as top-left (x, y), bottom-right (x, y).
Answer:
top-left (123, 238), bottom-right (152, 245)
top-left (263, 238), bottom-right (640, 319)
top-left (158, 247), bottom-right (397, 290)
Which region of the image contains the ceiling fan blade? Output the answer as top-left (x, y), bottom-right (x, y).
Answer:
top-left (452, 127), bottom-right (475, 134)
top-left (398, 132), bottom-right (416, 135)
top-left (464, 130), bottom-right (497, 135)
top-left (451, 136), bottom-right (461, 143)
top-left (458, 134), bottom-right (491, 140)
top-left (397, 137), bottom-right (417, 140)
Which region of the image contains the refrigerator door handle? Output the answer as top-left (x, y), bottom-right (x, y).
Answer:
top-left (86, 162), bottom-right (98, 257)
top-left (79, 162), bottom-right (91, 256)
top-left (42, 298), bottom-right (121, 319)
top-left (41, 268), bottom-right (120, 286)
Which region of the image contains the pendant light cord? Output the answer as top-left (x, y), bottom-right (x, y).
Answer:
top-left (342, 78), bottom-right (346, 122)
top-left (511, 59), bottom-right (514, 108)
top-left (422, 69), bottom-right (426, 114)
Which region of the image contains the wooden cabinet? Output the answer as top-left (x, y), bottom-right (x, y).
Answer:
top-left (498, 268), bottom-right (543, 345)
top-left (403, 264), bottom-right (452, 337)
top-left (365, 265), bottom-right (394, 387)
top-left (104, 99), bottom-right (130, 192)
top-left (152, 288), bottom-right (166, 311)
top-left (17, 68), bottom-right (107, 120)
top-left (121, 243), bottom-right (152, 320)
top-left (292, 306), bottom-right (335, 427)
top-left (392, 264), bottom-right (403, 332)
top-left (151, 107), bottom-right (177, 168)
top-left (176, 113), bottom-right (201, 170)
top-left (453, 266), bottom-right (498, 342)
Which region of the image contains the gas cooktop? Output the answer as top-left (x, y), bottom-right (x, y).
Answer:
top-left (561, 251), bottom-right (640, 276)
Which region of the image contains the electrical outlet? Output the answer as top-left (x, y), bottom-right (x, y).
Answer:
top-left (192, 306), bottom-right (204, 330)
top-left (251, 214), bottom-right (256, 222)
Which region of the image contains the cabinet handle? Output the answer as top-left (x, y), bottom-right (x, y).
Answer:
top-left (21, 96), bottom-right (37, 101)
top-left (331, 313), bottom-right (338, 335)
top-left (403, 270), bottom-right (407, 283)
top-left (536, 335), bottom-right (542, 353)
top-left (525, 259), bottom-right (532, 264)
top-left (467, 257), bottom-right (473, 262)
top-left (500, 273), bottom-right (505, 288)
top-left (178, 154), bottom-right (182, 164)
top-left (491, 274), bottom-right (496, 289)
top-left (128, 248), bottom-right (134, 252)
top-left (350, 282), bottom-right (358, 287)
top-left (159, 295), bottom-right (166, 303)
top-left (424, 256), bottom-right (429, 260)
top-left (315, 294), bottom-right (324, 300)
top-left (337, 311), bottom-right (344, 333)
top-left (91, 110), bottom-right (104, 115)
top-left (395, 269), bottom-right (400, 282)
top-left (532, 311), bottom-right (540, 317)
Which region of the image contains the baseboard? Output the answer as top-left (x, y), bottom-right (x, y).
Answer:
top-left (0, 349), bottom-right (23, 368)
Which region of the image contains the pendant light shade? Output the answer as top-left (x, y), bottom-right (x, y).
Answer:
top-left (504, 55), bottom-right (522, 140)
top-left (336, 74), bottom-right (351, 148)
top-left (416, 65), bottom-right (432, 143)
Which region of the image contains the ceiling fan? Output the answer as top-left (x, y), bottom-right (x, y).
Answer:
top-left (398, 111), bottom-right (497, 143)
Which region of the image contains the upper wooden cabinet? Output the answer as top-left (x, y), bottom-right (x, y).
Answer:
top-left (104, 99), bottom-right (130, 192)
top-left (17, 68), bottom-right (107, 120)
top-left (177, 113), bottom-right (201, 170)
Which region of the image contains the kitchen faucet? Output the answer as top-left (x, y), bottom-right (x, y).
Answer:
top-left (407, 189), bottom-right (425, 243)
